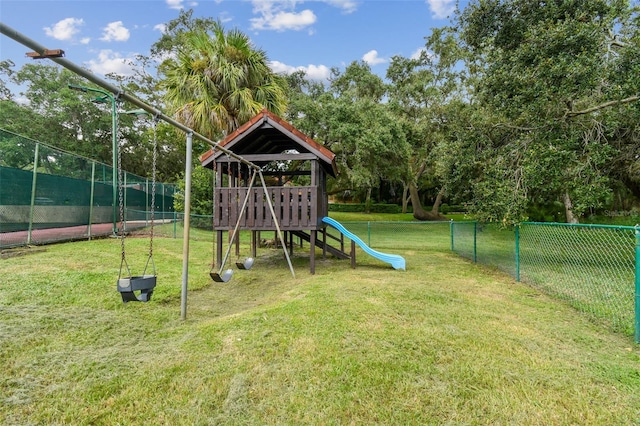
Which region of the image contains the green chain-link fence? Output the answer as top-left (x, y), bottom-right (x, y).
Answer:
top-left (0, 129), bottom-right (176, 248)
top-left (334, 221), bottom-right (451, 252)
top-left (451, 221), bottom-right (640, 342)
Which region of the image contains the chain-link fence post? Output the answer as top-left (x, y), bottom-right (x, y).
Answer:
top-left (27, 142), bottom-right (39, 245)
top-left (473, 221), bottom-right (477, 263)
top-left (88, 161), bottom-right (96, 239)
top-left (450, 219), bottom-right (454, 251)
top-left (635, 224), bottom-right (639, 344)
top-left (515, 223), bottom-right (520, 282)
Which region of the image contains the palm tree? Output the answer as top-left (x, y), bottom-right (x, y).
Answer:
top-left (160, 21), bottom-right (287, 139)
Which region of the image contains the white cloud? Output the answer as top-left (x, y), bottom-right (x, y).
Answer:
top-left (362, 50), bottom-right (386, 66)
top-left (218, 11), bottom-right (234, 23)
top-left (80, 37), bottom-right (91, 45)
top-left (43, 18), bottom-right (84, 41)
top-left (166, 0), bottom-right (198, 10)
top-left (100, 21), bottom-right (130, 42)
top-left (154, 23), bottom-right (167, 33)
top-left (323, 0), bottom-right (359, 13)
top-left (269, 60), bottom-right (331, 81)
top-left (251, 9), bottom-right (316, 31)
top-left (167, 0), bottom-right (184, 9)
top-left (87, 49), bottom-right (139, 76)
top-left (426, 0), bottom-right (456, 19)
top-left (249, 0), bottom-right (359, 32)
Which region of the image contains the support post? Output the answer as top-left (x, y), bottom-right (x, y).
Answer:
top-left (473, 221), bottom-right (477, 263)
top-left (216, 230), bottom-right (223, 266)
top-left (27, 142), bottom-right (39, 245)
top-left (88, 160), bottom-right (96, 240)
top-left (252, 230), bottom-right (257, 258)
top-left (310, 230), bottom-right (316, 275)
top-left (322, 228), bottom-right (327, 259)
top-left (288, 231), bottom-right (294, 256)
top-left (515, 224), bottom-right (521, 282)
top-left (635, 224), bottom-right (639, 344)
top-left (450, 219), bottom-right (454, 251)
top-left (180, 132), bottom-right (193, 321)
top-left (351, 239), bottom-right (356, 269)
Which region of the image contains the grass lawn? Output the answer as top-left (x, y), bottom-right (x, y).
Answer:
top-left (1, 217), bottom-right (639, 425)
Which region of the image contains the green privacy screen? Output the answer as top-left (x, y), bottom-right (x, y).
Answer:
top-left (0, 129), bottom-right (176, 237)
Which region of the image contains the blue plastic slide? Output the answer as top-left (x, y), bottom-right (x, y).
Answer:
top-left (322, 217), bottom-right (406, 271)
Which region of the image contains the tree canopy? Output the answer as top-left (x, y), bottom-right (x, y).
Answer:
top-left (1, 2), bottom-right (638, 223)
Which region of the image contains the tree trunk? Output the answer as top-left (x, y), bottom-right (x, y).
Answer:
top-left (562, 191), bottom-right (579, 224)
top-left (364, 187), bottom-right (372, 213)
top-left (409, 182), bottom-right (447, 221)
top-left (401, 184), bottom-right (409, 214)
top-left (431, 187), bottom-right (446, 215)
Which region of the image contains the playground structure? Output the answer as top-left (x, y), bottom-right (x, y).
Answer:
top-left (0, 23), bottom-right (405, 319)
top-left (200, 109), bottom-right (406, 274)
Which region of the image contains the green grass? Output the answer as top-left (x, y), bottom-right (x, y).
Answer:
top-left (450, 221), bottom-right (637, 336)
top-left (1, 226), bottom-right (640, 425)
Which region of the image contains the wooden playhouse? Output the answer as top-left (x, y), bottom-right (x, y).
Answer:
top-left (199, 109), bottom-right (352, 274)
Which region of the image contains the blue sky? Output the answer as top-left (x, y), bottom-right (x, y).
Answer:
top-left (1, 0), bottom-right (464, 83)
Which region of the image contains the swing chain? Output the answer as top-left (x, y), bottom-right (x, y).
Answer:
top-left (149, 118), bottom-right (157, 258)
top-left (116, 105), bottom-right (131, 279)
top-left (116, 107), bottom-right (125, 257)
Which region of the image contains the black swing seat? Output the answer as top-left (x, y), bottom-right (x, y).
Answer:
top-left (236, 257), bottom-right (254, 270)
top-left (210, 269), bottom-right (234, 283)
top-left (118, 275), bottom-right (157, 302)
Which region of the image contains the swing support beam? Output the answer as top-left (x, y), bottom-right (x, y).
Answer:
top-left (0, 23), bottom-right (295, 320)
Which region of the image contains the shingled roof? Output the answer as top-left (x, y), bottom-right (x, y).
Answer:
top-left (199, 109), bottom-right (337, 177)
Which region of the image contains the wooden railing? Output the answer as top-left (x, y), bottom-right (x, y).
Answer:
top-left (214, 186), bottom-right (325, 230)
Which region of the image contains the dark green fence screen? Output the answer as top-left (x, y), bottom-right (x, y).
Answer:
top-left (0, 129), bottom-right (176, 247)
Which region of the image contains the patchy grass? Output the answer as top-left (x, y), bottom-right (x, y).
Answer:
top-left (1, 229), bottom-right (639, 425)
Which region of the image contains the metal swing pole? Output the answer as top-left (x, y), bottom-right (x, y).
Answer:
top-left (181, 132), bottom-right (193, 320)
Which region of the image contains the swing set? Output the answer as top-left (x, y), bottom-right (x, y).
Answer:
top-left (0, 21), bottom-right (295, 317)
top-left (114, 115), bottom-right (294, 300)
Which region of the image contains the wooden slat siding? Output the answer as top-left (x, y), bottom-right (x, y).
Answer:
top-left (297, 188), bottom-right (304, 226)
top-left (290, 187), bottom-right (299, 227)
top-left (264, 189), bottom-right (274, 228)
top-left (230, 189), bottom-right (238, 229)
top-left (282, 188), bottom-right (290, 226)
top-left (214, 186), bottom-right (323, 231)
top-left (238, 187), bottom-right (247, 227)
top-left (221, 188), bottom-right (229, 228)
top-left (274, 187), bottom-right (282, 229)
top-left (253, 190), bottom-right (262, 227)
top-left (247, 187), bottom-right (255, 227)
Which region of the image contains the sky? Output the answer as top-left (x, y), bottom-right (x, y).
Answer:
top-left (0, 0), bottom-right (465, 85)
